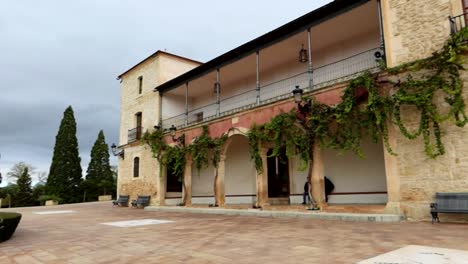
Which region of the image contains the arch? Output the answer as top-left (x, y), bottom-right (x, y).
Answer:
top-left (223, 133), bottom-right (257, 204)
top-left (221, 126), bottom-right (249, 158)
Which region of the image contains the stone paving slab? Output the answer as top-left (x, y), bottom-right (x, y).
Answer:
top-left (358, 245), bottom-right (468, 264)
top-left (145, 206), bottom-right (405, 222)
top-left (0, 202), bottom-right (467, 263)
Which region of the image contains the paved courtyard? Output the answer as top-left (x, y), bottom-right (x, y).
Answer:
top-left (0, 202), bottom-right (467, 264)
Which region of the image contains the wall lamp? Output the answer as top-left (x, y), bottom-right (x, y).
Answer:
top-left (292, 85), bottom-right (312, 114)
top-left (111, 143), bottom-right (124, 159)
top-left (169, 125), bottom-right (185, 146)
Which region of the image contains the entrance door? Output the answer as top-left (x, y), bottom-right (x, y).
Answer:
top-left (166, 161), bottom-right (182, 193)
top-left (267, 149), bottom-right (290, 197)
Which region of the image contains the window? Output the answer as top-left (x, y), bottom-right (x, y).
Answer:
top-left (133, 157), bottom-right (140, 177)
top-left (138, 76), bottom-right (143, 94)
top-left (135, 112), bottom-right (142, 128)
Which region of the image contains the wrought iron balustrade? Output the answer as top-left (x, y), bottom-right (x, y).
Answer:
top-left (128, 126), bottom-right (143, 143)
top-left (162, 47), bottom-right (382, 129)
top-left (450, 12), bottom-right (468, 34)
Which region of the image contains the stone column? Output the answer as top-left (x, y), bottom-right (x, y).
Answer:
top-left (256, 148), bottom-right (269, 207)
top-left (157, 162), bottom-right (166, 206)
top-left (216, 154), bottom-right (226, 206)
top-left (311, 144), bottom-right (325, 208)
top-left (183, 155), bottom-right (193, 206)
top-left (383, 121), bottom-right (401, 214)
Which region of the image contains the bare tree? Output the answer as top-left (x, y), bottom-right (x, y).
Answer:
top-left (7, 162), bottom-right (35, 184)
top-left (36, 171), bottom-right (48, 185)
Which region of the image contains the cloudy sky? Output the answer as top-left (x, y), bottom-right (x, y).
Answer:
top-left (0, 0), bottom-right (332, 185)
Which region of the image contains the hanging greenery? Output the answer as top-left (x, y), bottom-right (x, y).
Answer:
top-left (188, 125), bottom-right (228, 172)
top-left (142, 125), bottom-right (228, 178)
top-left (248, 27), bottom-right (468, 170)
top-left (247, 111), bottom-right (312, 172)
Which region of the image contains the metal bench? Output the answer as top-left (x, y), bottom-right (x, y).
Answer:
top-left (430, 192), bottom-right (468, 223)
top-left (112, 195), bottom-right (129, 207)
top-left (131, 195), bottom-right (151, 208)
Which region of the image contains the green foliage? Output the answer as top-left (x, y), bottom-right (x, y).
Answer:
top-left (38, 195), bottom-right (62, 205)
top-left (32, 184), bottom-right (46, 205)
top-left (46, 106), bottom-right (83, 204)
top-left (142, 125), bottom-right (228, 181)
top-left (15, 168), bottom-right (34, 207)
top-left (248, 111), bottom-right (312, 172)
top-left (189, 126), bottom-right (228, 171)
top-left (83, 130), bottom-right (114, 201)
top-left (0, 212), bottom-right (22, 242)
top-left (248, 28), bottom-right (468, 169)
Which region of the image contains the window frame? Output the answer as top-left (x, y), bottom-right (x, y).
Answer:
top-left (133, 157), bottom-right (140, 178)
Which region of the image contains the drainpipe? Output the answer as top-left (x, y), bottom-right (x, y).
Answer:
top-left (256, 51), bottom-right (260, 105)
top-left (216, 68), bottom-right (221, 117)
top-left (377, 0), bottom-right (386, 64)
top-left (158, 91), bottom-right (163, 128)
top-left (185, 82), bottom-right (189, 126)
top-left (307, 28), bottom-right (313, 90)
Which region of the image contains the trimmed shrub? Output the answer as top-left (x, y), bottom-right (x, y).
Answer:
top-left (0, 212), bottom-right (22, 242)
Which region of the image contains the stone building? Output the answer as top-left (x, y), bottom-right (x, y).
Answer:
top-left (116, 0), bottom-right (468, 221)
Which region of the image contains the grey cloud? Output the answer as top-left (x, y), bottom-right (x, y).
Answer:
top-left (0, 0), bottom-right (331, 185)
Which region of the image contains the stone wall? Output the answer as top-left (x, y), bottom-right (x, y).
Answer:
top-left (382, 0), bottom-right (463, 67)
top-left (390, 62), bottom-right (468, 221)
top-left (117, 52), bottom-right (200, 205)
top-left (117, 145), bottom-right (161, 206)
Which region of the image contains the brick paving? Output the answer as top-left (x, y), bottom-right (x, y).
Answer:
top-left (0, 202), bottom-right (467, 263)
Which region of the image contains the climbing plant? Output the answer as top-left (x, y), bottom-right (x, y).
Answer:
top-left (248, 27), bottom-right (468, 170)
top-left (248, 111), bottom-right (312, 172)
top-left (188, 125), bottom-right (228, 172)
top-left (142, 125), bottom-right (228, 178)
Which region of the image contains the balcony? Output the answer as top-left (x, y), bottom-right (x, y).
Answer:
top-left (162, 47), bottom-right (383, 129)
top-left (450, 12), bottom-right (468, 34)
top-left (128, 126), bottom-right (143, 143)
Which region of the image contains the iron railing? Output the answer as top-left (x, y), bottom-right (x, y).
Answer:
top-left (450, 12), bottom-right (468, 34)
top-left (128, 126), bottom-right (143, 143)
top-left (162, 47), bottom-right (383, 129)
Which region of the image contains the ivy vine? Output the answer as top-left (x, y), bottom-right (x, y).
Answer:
top-left (144, 28), bottom-right (468, 177)
top-left (142, 125), bottom-right (228, 180)
top-left (248, 27), bottom-right (468, 170)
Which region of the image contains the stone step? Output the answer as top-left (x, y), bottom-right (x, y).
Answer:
top-left (145, 206), bottom-right (405, 222)
top-left (268, 198), bottom-right (290, 205)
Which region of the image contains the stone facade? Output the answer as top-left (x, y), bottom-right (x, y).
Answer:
top-left (381, 0), bottom-right (468, 221)
top-left (117, 0), bottom-right (468, 221)
top-left (117, 52), bottom-right (200, 205)
top-left (385, 66), bottom-right (468, 221)
top-left (382, 0), bottom-right (464, 67)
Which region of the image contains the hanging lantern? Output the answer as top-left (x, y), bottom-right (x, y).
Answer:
top-left (299, 44), bottom-right (308, 63)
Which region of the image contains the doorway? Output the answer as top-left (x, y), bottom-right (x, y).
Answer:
top-left (166, 161), bottom-right (182, 193)
top-left (267, 149), bottom-right (290, 198)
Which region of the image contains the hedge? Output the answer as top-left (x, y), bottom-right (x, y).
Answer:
top-left (0, 212), bottom-right (22, 242)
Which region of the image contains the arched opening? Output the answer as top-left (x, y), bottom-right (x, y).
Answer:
top-left (224, 134), bottom-right (256, 204)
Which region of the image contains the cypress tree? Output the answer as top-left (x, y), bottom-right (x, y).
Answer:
top-left (83, 130), bottom-right (113, 201)
top-left (16, 168), bottom-right (34, 207)
top-left (46, 106), bottom-right (83, 203)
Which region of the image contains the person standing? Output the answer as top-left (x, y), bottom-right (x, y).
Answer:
top-left (302, 178), bottom-right (309, 205)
